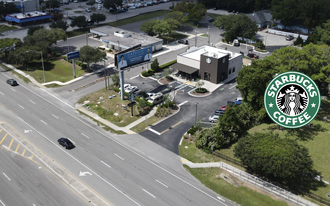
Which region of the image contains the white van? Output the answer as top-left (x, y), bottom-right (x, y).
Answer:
top-left (148, 92), bottom-right (164, 105)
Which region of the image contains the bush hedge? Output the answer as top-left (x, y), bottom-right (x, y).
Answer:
top-left (55, 53), bottom-right (61, 57)
top-left (159, 59), bottom-right (177, 70)
top-left (166, 75), bottom-right (174, 81)
top-left (62, 56), bottom-right (67, 60)
top-left (98, 47), bottom-right (105, 50)
top-left (141, 69), bottom-right (154, 77)
top-left (113, 87), bottom-right (120, 92)
top-left (195, 88), bottom-right (207, 93)
top-left (187, 126), bottom-right (197, 135)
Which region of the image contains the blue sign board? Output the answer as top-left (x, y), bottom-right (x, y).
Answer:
top-left (117, 47), bottom-right (152, 69)
top-left (67, 51), bottom-right (80, 61)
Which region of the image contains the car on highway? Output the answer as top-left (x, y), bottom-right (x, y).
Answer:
top-left (6, 79), bottom-right (18, 86)
top-left (178, 39), bottom-right (189, 45)
top-left (85, 8), bottom-right (91, 12)
top-left (209, 115), bottom-right (219, 123)
top-left (58, 138), bottom-right (75, 149)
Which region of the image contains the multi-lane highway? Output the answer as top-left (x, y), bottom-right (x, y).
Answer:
top-left (1, 63), bottom-right (236, 206)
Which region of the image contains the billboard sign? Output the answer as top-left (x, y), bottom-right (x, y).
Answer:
top-left (117, 47), bottom-right (152, 69)
top-left (67, 51), bottom-right (80, 61)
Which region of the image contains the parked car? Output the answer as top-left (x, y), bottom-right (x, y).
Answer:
top-left (135, 3), bottom-right (141, 8)
top-left (178, 39), bottom-right (189, 45)
top-left (233, 39), bottom-right (240, 46)
top-left (146, 92), bottom-right (156, 99)
top-left (117, 9), bottom-right (127, 12)
top-left (85, 8), bottom-right (91, 12)
top-left (125, 86), bottom-right (138, 93)
top-left (158, 0), bottom-right (164, 3)
top-left (69, 16), bottom-right (76, 19)
top-left (236, 97), bottom-right (243, 102)
top-left (58, 138), bottom-right (75, 149)
top-left (6, 79), bottom-right (18, 86)
top-left (247, 53), bottom-right (259, 59)
top-left (97, 4), bottom-right (102, 9)
top-left (146, 1), bottom-right (153, 5)
top-left (87, 20), bottom-right (94, 26)
top-left (148, 92), bottom-right (164, 105)
top-left (209, 115), bottom-right (219, 123)
top-left (215, 109), bottom-right (225, 115)
top-left (286, 35), bottom-right (294, 41)
top-left (152, 0), bottom-right (159, 4)
top-left (220, 105), bottom-right (228, 111)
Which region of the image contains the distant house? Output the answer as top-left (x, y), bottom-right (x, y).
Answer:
top-left (246, 10), bottom-right (274, 28)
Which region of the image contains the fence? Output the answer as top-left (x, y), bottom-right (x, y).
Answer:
top-left (213, 151), bottom-right (243, 167)
top-left (220, 162), bottom-right (319, 206)
top-left (267, 29), bottom-right (308, 40)
top-left (306, 193), bottom-right (330, 205)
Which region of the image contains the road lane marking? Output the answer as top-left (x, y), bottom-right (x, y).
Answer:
top-left (147, 127), bottom-right (161, 135)
top-left (8, 138), bottom-right (14, 149)
top-left (160, 129), bottom-right (169, 134)
top-left (175, 83), bottom-right (185, 89)
top-left (0, 134), bottom-right (7, 144)
top-left (52, 114), bottom-right (59, 119)
top-left (0, 92), bottom-right (3, 95)
top-left (18, 105), bottom-right (24, 109)
top-left (114, 153), bottom-right (124, 160)
top-left (15, 144), bottom-right (20, 152)
top-left (3, 173), bottom-right (11, 181)
top-left (11, 88), bottom-right (16, 92)
top-left (177, 85), bottom-right (188, 91)
top-left (22, 149), bottom-right (26, 156)
top-left (229, 84), bottom-right (237, 89)
top-left (178, 101), bottom-right (188, 106)
top-left (130, 75), bottom-right (139, 79)
top-left (0, 199), bottom-right (5, 206)
top-left (81, 133), bottom-right (90, 139)
top-left (9, 110), bottom-right (12, 113)
top-left (143, 189), bottom-right (156, 198)
top-left (1, 105), bottom-right (4, 108)
top-left (29, 100), bottom-right (35, 104)
top-left (101, 161), bottom-right (111, 168)
top-left (155, 179), bottom-right (168, 188)
top-left (171, 121), bottom-right (182, 128)
top-left (30, 155), bottom-right (33, 160)
top-left (168, 81), bottom-right (177, 85)
top-left (40, 120), bottom-right (47, 125)
top-left (217, 196), bottom-right (225, 201)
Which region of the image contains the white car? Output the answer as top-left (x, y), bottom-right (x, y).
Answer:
top-left (209, 115), bottom-right (219, 123)
top-left (236, 97), bottom-right (243, 102)
top-left (125, 86), bottom-right (138, 93)
top-left (85, 8), bottom-right (91, 12)
top-left (146, 92), bottom-right (156, 99)
top-left (97, 4), bottom-right (102, 9)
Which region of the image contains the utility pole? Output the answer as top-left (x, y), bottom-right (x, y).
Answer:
top-left (103, 59), bottom-right (107, 89)
top-left (195, 30), bottom-right (197, 47)
top-left (208, 26), bottom-right (210, 46)
top-left (195, 102), bottom-right (198, 123)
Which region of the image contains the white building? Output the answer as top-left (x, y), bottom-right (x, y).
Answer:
top-left (171, 46), bottom-right (243, 84)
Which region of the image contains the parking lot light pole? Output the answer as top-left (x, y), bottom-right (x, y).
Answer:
top-left (117, 40), bottom-right (120, 51)
top-left (26, 50), bottom-right (45, 83)
top-left (195, 102), bottom-right (198, 123)
top-left (194, 30), bottom-right (197, 47)
top-left (103, 59), bottom-right (107, 89)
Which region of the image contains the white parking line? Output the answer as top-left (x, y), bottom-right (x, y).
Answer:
top-left (175, 83), bottom-right (185, 89)
top-left (229, 84), bottom-right (237, 89)
top-left (11, 88), bottom-right (15, 92)
top-left (149, 77), bottom-right (157, 81)
top-left (168, 81), bottom-right (177, 85)
top-left (130, 75), bottom-right (140, 80)
top-left (18, 105), bottom-right (24, 109)
top-left (40, 120), bottom-right (47, 125)
top-left (52, 114), bottom-right (59, 119)
top-left (0, 199), bottom-right (5, 206)
top-left (178, 101), bottom-right (188, 106)
top-left (155, 179), bottom-right (168, 188)
top-left (114, 153), bottom-right (124, 160)
top-left (177, 85), bottom-right (188, 91)
top-left (81, 133), bottom-right (90, 139)
top-left (101, 160), bottom-right (112, 169)
top-left (3, 173), bottom-right (10, 181)
top-left (143, 189), bottom-right (156, 198)
top-left (29, 100), bottom-right (35, 104)
top-left (147, 127), bottom-right (161, 135)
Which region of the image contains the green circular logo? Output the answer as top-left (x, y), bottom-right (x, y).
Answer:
top-left (264, 71), bottom-right (320, 129)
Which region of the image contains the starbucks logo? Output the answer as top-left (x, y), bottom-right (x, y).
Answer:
top-left (264, 71), bottom-right (320, 128)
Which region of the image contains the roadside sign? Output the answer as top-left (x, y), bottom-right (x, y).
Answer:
top-left (67, 51), bottom-right (80, 60)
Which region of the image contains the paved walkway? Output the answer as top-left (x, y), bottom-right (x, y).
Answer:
top-left (181, 157), bottom-right (221, 168)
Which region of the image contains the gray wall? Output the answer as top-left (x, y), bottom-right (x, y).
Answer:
top-left (200, 54), bottom-right (229, 84)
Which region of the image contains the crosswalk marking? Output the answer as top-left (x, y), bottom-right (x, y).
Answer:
top-left (0, 133), bottom-right (7, 144)
top-left (8, 138), bottom-right (14, 149)
top-left (15, 144), bottom-right (20, 152)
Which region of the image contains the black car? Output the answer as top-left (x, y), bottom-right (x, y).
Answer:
top-left (6, 79), bottom-right (18, 86)
top-left (178, 39), bottom-right (189, 45)
top-left (247, 53), bottom-right (259, 59)
top-left (58, 138), bottom-right (75, 149)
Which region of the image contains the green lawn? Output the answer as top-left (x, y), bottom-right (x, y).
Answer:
top-left (185, 166), bottom-right (289, 206)
top-left (107, 10), bottom-right (168, 27)
top-left (182, 20), bottom-right (203, 28)
top-left (64, 8), bottom-right (72, 10)
top-left (159, 32), bottom-right (189, 44)
top-left (200, 34), bottom-right (208, 38)
top-left (207, 13), bottom-right (222, 19)
top-left (130, 115), bottom-right (161, 133)
top-left (20, 59), bottom-right (85, 86)
top-left (74, 10), bottom-right (84, 13)
top-left (67, 27), bottom-right (91, 38)
top-left (0, 25), bottom-right (17, 35)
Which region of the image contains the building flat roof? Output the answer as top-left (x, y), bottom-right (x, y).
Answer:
top-left (5, 11), bottom-right (51, 23)
top-left (179, 45), bottom-right (240, 61)
top-left (90, 26), bottom-right (163, 49)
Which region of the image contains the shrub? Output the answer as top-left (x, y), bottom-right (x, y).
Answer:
top-left (187, 126), bottom-right (197, 135)
top-left (166, 75), bottom-right (174, 81)
top-left (82, 64), bottom-right (87, 69)
top-left (141, 69), bottom-right (154, 77)
top-left (195, 88), bottom-right (207, 93)
top-left (68, 59), bottom-right (72, 63)
top-left (98, 47), bottom-right (105, 50)
top-left (254, 41), bottom-right (266, 50)
top-left (294, 35), bottom-right (304, 46)
top-left (113, 87), bottom-right (120, 92)
top-left (62, 56), bottom-right (67, 60)
top-left (159, 59), bottom-right (177, 70)
top-left (55, 53), bottom-right (61, 57)
top-left (107, 49), bottom-right (112, 52)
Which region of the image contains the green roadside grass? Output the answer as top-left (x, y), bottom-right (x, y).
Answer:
top-left (159, 32), bottom-right (189, 43)
top-left (74, 10), bottom-right (84, 13)
top-left (107, 10), bottom-right (168, 27)
top-left (200, 34), bottom-right (208, 38)
top-left (64, 8), bottom-right (72, 10)
top-left (0, 25), bottom-right (17, 36)
top-left (130, 115), bottom-right (160, 133)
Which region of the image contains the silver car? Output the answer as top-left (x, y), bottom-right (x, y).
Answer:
top-left (208, 115), bottom-right (219, 123)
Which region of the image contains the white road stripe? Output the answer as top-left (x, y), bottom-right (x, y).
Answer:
top-left (11, 88), bottom-right (15, 92)
top-left (217, 196), bottom-right (225, 201)
top-left (175, 83), bottom-right (185, 89)
top-left (67, 138), bottom-right (75, 144)
top-left (178, 101), bottom-right (188, 106)
top-left (155, 179), bottom-right (168, 188)
top-left (147, 127), bottom-right (161, 135)
top-left (149, 77), bottom-right (157, 81)
top-left (114, 153), bottom-right (124, 160)
top-left (0, 92), bottom-right (3, 95)
top-left (29, 100), bottom-right (35, 104)
top-left (3, 173), bottom-right (10, 181)
top-left (229, 84), bottom-right (237, 89)
top-left (40, 120), bottom-right (47, 125)
top-left (0, 199), bottom-right (5, 206)
top-left (101, 161), bottom-right (112, 168)
top-left (81, 133), bottom-right (90, 139)
top-left (18, 105), bottom-right (24, 109)
top-left (130, 75), bottom-right (139, 80)
top-left (52, 114), bottom-right (59, 119)
top-left (143, 189), bottom-right (156, 198)
top-left (177, 85), bottom-right (188, 91)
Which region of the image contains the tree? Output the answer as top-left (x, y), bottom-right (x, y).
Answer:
top-left (0, 2), bottom-right (19, 18)
top-left (153, 20), bottom-right (172, 36)
top-left (140, 19), bottom-right (158, 36)
top-left (70, 15), bottom-right (88, 28)
top-left (195, 80), bottom-right (205, 92)
top-left (27, 26), bottom-right (44, 36)
top-left (45, 0), bottom-right (61, 8)
top-left (306, 20), bottom-right (330, 45)
top-left (294, 35), bottom-right (304, 46)
top-left (51, 13), bottom-right (64, 22)
top-left (50, 20), bottom-right (69, 32)
top-left (271, 0), bottom-right (299, 28)
top-left (172, 0), bottom-right (194, 13)
top-left (166, 18), bottom-right (182, 33)
top-left (103, 0), bottom-right (122, 10)
top-left (90, 13), bottom-right (106, 24)
top-left (214, 14), bottom-right (258, 42)
top-left (187, 2), bottom-right (206, 22)
top-left (79, 45), bottom-right (106, 69)
top-left (164, 11), bottom-right (188, 23)
top-left (151, 58), bottom-right (159, 72)
top-left (234, 132), bottom-right (313, 181)
top-left (0, 38), bottom-right (23, 61)
top-left (111, 72), bottom-right (120, 86)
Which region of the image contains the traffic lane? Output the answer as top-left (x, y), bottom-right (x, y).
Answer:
top-left (0, 148), bottom-right (89, 206)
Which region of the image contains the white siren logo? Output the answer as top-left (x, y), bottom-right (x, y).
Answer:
top-left (264, 71), bottom-right (320, 129)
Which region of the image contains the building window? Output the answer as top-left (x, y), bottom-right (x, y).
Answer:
top-left (229, 68), bottom-right (232, 74)
top-left (233, 67), bottom-right (236, 73)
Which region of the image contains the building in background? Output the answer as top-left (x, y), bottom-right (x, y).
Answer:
top-left (5, 11), bottom-right (52, 26)
top-left (171, 46), bottom-right (243, 84)
top-left (1, 0), bottom-right (40, 12)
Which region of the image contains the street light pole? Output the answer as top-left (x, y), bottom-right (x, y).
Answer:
top-left (26, 50), bottom-right (46, 83)
top-left (195, 102), bottom-right (198, 123)
top-left (208, 26), bottom-right (210, 46)
top-left (103, 59), bottom-right (107, 89)
top-left (195, 30), bottom-right (197, 47)
top-left (117, 40), bottom-right (120, 51)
